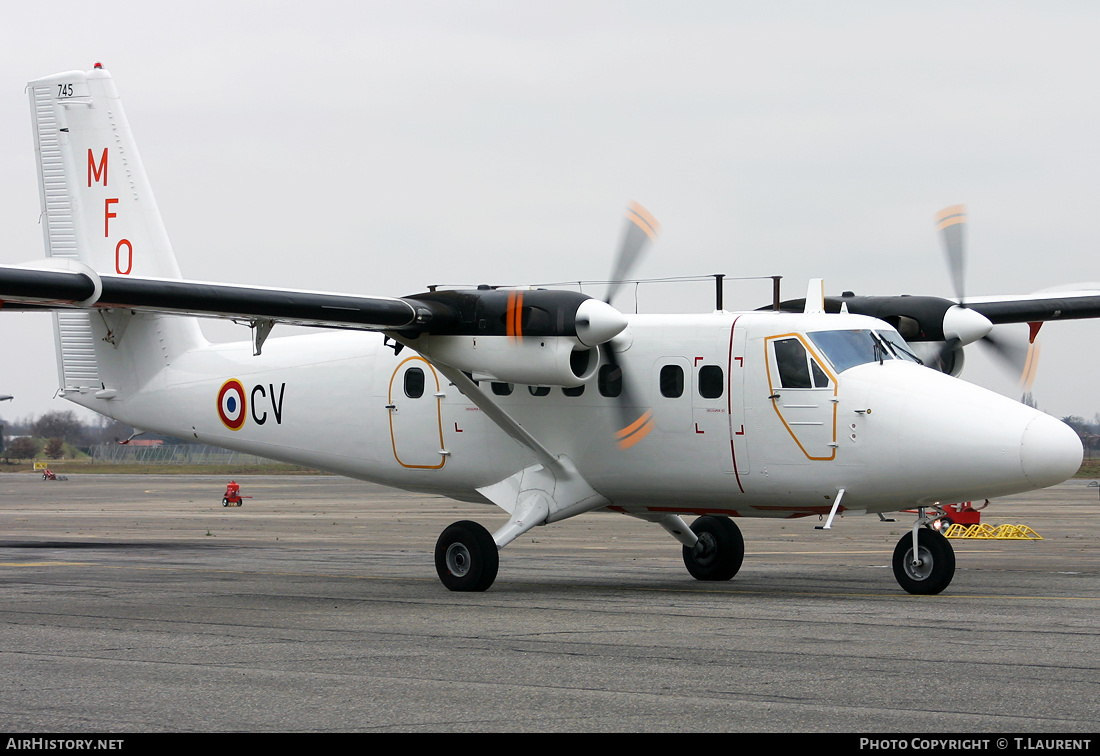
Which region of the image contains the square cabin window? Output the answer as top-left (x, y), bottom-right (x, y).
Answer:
top-left (598, 364), bottom-right (622, 397)
top-left (404, 367), bottom-right (425, 398)
top-left (698, 365), bottom-right (724, 399)
top-left (660, 364), bottom-right (684, 398)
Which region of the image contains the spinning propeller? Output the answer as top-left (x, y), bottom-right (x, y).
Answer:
top-left (604, 202), bottom-right (660, 449)
top-left (935, 206), bottom-right (1034, 386)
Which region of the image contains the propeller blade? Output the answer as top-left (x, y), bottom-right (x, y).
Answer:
top-left (605, 202), bottom-right (660, 305)
top-left (602, 202), bottom-right (658, 449)
top-left (980, 330), bottom-right (1030, 379)
top-left (1019, 340), bottom-right (1041, 392)
top-left (933, 336), bottom-right (962, 374)
top-left (604, 345), bottom-right (655, 450)
top-left (936, 205), bottom-right (968, 303)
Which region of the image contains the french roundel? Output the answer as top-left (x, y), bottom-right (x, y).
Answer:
top-left (217, 379), bottom-right (247, 430)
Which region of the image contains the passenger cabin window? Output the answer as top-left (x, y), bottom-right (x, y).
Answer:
top-left (660, 364), bottom-right (684, 398)
top-left (598, 365), bottom-right (622, 397)
top-left (698, 365), bottom-right (724, 399)
top-left (491, 382), bottom-right (513, 396)
top-left (404, 367), bottom-right (425, 398)
top-left (562, 385), bottom-right (585, 397)
top-left (528, 386), bottom-right (551, 397)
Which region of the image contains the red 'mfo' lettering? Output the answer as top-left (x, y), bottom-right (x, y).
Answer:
top-left (104, 198), bottom-right (118, 238)
top-left (115, 239), bottom-right (132, 275)
top-left (88, 148), bottom-right (107, 187)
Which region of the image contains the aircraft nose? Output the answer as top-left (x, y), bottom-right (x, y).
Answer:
top-left (1020, 414), bottom-right (1083, 487)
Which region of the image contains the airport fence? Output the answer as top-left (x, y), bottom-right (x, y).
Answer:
top-left (86, 443), bottom-right (274, 466)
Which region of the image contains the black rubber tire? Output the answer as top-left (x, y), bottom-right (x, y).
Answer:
top-left (435, 520), bottom-right (499, 592)
top-left (682, 515), bottom-right (744, 581)
top-left (222, 498), bottom-right (229, 507)
top-left (892, 528), bottom-right (955, 595)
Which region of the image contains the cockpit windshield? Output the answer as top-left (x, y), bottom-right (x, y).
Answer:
top-left (875, 330), bottom-right (923, 364)
top-left (807, 329), bottom-right (922, 373)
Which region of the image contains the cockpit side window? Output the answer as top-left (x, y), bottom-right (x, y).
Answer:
top-left (774, 338), bottom-right (812, 388)
top-left (810, 359), bottom-right (830, 388)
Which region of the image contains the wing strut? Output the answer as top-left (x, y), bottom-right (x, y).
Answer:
top-left (413, 348), bottom-right (609, 548)
top-left (250, 319), bottom-right (275, 356)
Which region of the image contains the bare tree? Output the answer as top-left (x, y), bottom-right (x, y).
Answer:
top-left (44, 437), bottom-right (65, 459)
top-left (6, 437), bottom-right (36, 460)
top-left (32, 411), bottom-right (86, 445)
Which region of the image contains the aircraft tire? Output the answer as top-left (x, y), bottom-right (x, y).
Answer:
top-left (682, 515), bottom-right (744, 581)
top-left (435, 520), bottom-right (499, 592)
top-left (892, 528), bottom-right (955, 595)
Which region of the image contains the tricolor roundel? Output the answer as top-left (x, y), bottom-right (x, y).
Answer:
top-left (217, 379), bottom-right (247, 431)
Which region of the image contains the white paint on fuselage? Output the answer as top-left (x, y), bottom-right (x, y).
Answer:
top-left (65, 310), bottom-right (1082, 519)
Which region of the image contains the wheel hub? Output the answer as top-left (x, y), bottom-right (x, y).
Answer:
top-left (445, 542), bottom-right (472, 577)
top-left (692, 532), bottom-right (718, 566)
top-left (903, 546), bottom-right (933, 581)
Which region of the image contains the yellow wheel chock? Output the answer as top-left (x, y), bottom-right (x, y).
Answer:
top-left (943, 523), bottom-right (1042, 540)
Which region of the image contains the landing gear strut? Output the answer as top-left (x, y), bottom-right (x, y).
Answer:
top-left (892, 527), bottom-right (955, 595)
top-left (682, 515), bottom-right (744, 581)
top-left (435, 520), bottom-right (499, 592)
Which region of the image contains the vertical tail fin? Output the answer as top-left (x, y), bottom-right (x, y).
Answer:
top-left (28, 65), bottom-right (204, 401)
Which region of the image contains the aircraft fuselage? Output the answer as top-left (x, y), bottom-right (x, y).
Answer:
top-left (64, 309), bottom-right (1082, 521)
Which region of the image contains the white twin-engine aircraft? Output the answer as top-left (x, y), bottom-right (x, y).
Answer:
top-left (2, 66), bottom-right (1097, 595)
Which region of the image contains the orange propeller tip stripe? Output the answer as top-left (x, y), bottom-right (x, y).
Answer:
top-left (626, 201), bottom-right (661, 239)
top-left (935, 204), bottom-right (967, 229)
top-left (615, 411), bottom-right (655, 449)
top-left (1019, 342), bottom-right (1041, 391)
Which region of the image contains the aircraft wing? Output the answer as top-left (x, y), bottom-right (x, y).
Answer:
top-left (0, 264), bottom-right (626, 348)
top-left (773, 289), bottom-right (1100, 342)
top-left (964, 290), bottom-right (1100, 324)
top-left (0, 264), bottom-right (447, 332)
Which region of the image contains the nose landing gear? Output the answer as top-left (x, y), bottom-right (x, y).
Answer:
top-left (892, 515), bottom-right (956, 595)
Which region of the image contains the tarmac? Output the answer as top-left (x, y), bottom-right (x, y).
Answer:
top-left (0, 473), bottom-right (1096, 733)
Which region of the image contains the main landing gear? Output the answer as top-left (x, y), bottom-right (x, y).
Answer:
top-left (892, 522), bottom-right (956, 595)
top-left (682, 515), bottom-right (744, 581)
top-left (435, 520), bottom-right (499, 592)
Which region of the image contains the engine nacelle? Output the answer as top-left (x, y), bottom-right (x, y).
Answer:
top-left (411, 335), bottom-right (600, 387)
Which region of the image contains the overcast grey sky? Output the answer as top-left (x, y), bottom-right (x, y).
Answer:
top-left (2, 2), bottom-right (1100, 427)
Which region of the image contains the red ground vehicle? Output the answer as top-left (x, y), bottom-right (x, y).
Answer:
top-left (221, 481), bottom-right (251, 507)
top-left (934, 500), bottom-right (987, 530)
